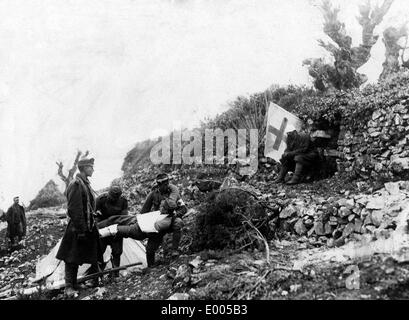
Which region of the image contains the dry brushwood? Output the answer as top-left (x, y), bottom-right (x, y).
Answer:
top-left (56, 150), bottom-right (89, 189)
top-left (190, 188), bottom-right (274, 252)
top-left (238, 212), bottom-right (270, 264)
top-left (237, 269), bottom-right (271, 300)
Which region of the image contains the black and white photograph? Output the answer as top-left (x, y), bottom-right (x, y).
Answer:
top-left (1, 0), bottom-right (409, 305)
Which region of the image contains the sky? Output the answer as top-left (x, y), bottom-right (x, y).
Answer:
top-left (0, 0), bottom-right (408, 209)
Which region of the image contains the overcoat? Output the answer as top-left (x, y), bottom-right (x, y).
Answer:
top-left (56, 174), bottom-right (102, 265)
top-left (6, 204), bottom-right (26, 239)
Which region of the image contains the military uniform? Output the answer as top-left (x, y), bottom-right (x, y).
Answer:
top-left (56, 172), bottom-right (102, 291)
top-left (275, 131), bottom-right (321, 185)
top-left (141, 183), bottom-right (186, 266)
top-left (97, 182), bottom-right (186, 267)
top-left (95, 192), bottom-right (128, 273)
top-left (6, 203), bottom-right (26, 245)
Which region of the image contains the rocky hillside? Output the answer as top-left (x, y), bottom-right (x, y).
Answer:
top-left (1, 169), bottom-right (409, 300)
top-left (2, 72), bottom-right (409, 300)
top-left (28, 180), bottom-right (66, 211)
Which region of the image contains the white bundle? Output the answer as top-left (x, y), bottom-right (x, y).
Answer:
top-left (136, 210), bottom-right (169, 233)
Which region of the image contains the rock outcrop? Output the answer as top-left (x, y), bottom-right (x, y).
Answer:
top-left (28, 180), bottom-right (66, 211)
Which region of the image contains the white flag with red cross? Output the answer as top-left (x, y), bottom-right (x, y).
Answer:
top-left (264, 102), bottom-right (303, 161)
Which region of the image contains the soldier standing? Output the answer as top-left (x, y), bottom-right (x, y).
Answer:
top-left (56, 157), bottom-right (103, 298)
top-left (6, 196), bottom-right (26, 247)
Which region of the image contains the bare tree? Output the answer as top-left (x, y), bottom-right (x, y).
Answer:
top-left (380, 24), bottom-right (409, 79)
top-left (56, 150), bottom-right (89, 190)
top-left (303, 0), bottom-right (394, 91)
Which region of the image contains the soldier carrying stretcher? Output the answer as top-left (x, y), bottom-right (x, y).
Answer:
top-left (97, 173), bottom-right (187, 268)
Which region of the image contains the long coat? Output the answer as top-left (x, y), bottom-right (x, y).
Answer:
top-left (56, 174), bottom-right (102, 265)
top-left (6, 204), bottom-right (26, 239)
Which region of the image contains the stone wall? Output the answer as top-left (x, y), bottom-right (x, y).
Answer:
top-left (337, 100), bottom-right (409, 179)
top-left (278, 181), bottom-right (409, 247)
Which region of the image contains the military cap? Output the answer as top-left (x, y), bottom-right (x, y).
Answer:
top-left (109, 185), bottom-right (122, 196)
top-left (156, 173), bottom-right (169, 184)
top-left (78, 157), bottom-right (94, 167)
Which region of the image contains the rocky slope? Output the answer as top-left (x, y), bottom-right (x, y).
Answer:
top-left (1, 166), bottom-right (408, 300)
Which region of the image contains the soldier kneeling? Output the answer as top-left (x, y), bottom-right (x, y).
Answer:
top-left (274, 130), bottom-right (321, 185)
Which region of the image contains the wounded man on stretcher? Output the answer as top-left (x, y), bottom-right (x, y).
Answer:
top-left (97, 199), bottom-right (186, 267)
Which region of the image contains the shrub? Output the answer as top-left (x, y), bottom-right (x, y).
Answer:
top-left (190, 188), bottom-right (273, 251)
top-left (294, 71), bottom-right (409, 132)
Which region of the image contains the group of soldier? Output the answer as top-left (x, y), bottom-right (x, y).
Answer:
top-left (54, 157), bottom-right (186, 297)
top-left (55, 130), bottom-right (324, 297)
top-left (0, 128), bottom-right (325, 298)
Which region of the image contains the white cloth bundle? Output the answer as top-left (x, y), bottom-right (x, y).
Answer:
top-left (136, 210), bottom-right (169, 233)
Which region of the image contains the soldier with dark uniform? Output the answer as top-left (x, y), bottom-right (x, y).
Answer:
top-left (6, 196), bottom-right (26, 247)
top-left (56, 157), bottom-right (103, 298)
top-left (95, 185), bottom-right (128, 277)
top-left (274, 130), bottom-right (321, 185)
top-left (140, 173), bottom-right (186, 264)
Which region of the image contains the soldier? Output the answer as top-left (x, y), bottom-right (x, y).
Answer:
top-left (95, 185), bottom-right (128, 278)
top-left (140, 173), bottom-right (186, 264)
top-left (56, 157), bottom-right (103, 298)
top-left (274, 130), bottom-right (321, 185)
top-left (6, 197), bottom-right (26, 247)
top-left (97, 198), bottom-right (186, 268)
top-left (97, 173), bottom-right (187, 268)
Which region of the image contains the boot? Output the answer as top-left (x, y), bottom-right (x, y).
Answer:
top-left (64, 287), bottom-right (79, 298)
top-left (146, 250), bottom-right (163, 267)
top-left (287, 163), bottom-right (304, 185)
top-left (110, 254), bottom-right (121, 278)
top-left (171, 231), bottom-right (182, 258)
top-left (273, 165), bottom-right (288, 183)
top-left (146, 251), bottom-right (156, 268)
top-left (88, 263), bottom-right (101, 287)
top-left (98, 224), bottom-right (118, 238)
top-left (146, 235), bottom-right (163, 267)
top-left (10, 237), bottom-right (17, 247)
top-left (64, 263), bottom-right (79, 298)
